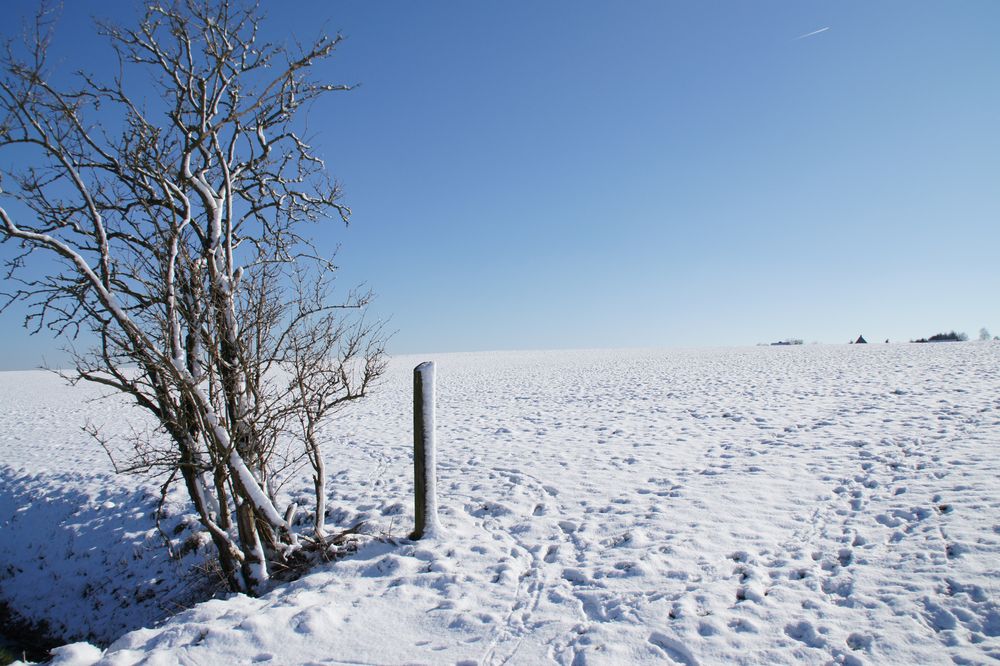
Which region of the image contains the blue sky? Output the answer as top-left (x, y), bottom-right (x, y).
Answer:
top-left (2, 1), bottom-right (998, 369)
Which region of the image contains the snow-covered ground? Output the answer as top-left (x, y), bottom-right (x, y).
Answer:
top-left (2, 343), bottom-right (999, 665)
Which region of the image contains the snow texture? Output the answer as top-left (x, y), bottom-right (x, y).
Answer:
top-left (47, 643), bottom-right (103, 666)
top-left (2, 343), bottom-right (1000, 665)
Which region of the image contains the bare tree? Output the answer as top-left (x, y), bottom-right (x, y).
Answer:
top-left (0, 1), bottom-right (386, 595)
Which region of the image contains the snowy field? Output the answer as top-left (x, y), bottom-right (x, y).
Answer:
top-left (2, 343), bottom-right (999, 665)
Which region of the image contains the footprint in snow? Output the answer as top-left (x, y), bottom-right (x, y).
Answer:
top-left (846, 632), bottom-right (873, 651)
top-left (559, 520), bottom-right (578, 534)
top-left (784, 620), bottom-right (827, 648)
top-left (647, 632), bottom-right (699, 665)
top-left (727, 617), bottom-right (759, 633)
top-left (921, 597), bottom-right (959, 632)
top-left (562, 567), bottom-right (589, 585)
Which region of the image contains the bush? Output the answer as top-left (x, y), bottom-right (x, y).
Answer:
top-left (911, 331), bottom-right (968, 343)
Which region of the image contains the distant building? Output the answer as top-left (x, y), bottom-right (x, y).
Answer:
top-left (855, 335), bottom-right (868, 344)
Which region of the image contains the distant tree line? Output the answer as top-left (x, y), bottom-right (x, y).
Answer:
top-left (911, 331), bottom-right (968, 343)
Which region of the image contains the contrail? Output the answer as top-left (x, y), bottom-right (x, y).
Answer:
top-left (795, 26), bottom-right (830, 40)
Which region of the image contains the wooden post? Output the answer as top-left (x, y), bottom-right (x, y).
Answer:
top-left (412, 361), bottom-right (440, 539)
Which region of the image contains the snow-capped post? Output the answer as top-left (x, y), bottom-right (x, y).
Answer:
top-left (412, 361), bottom-right (441, 539)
